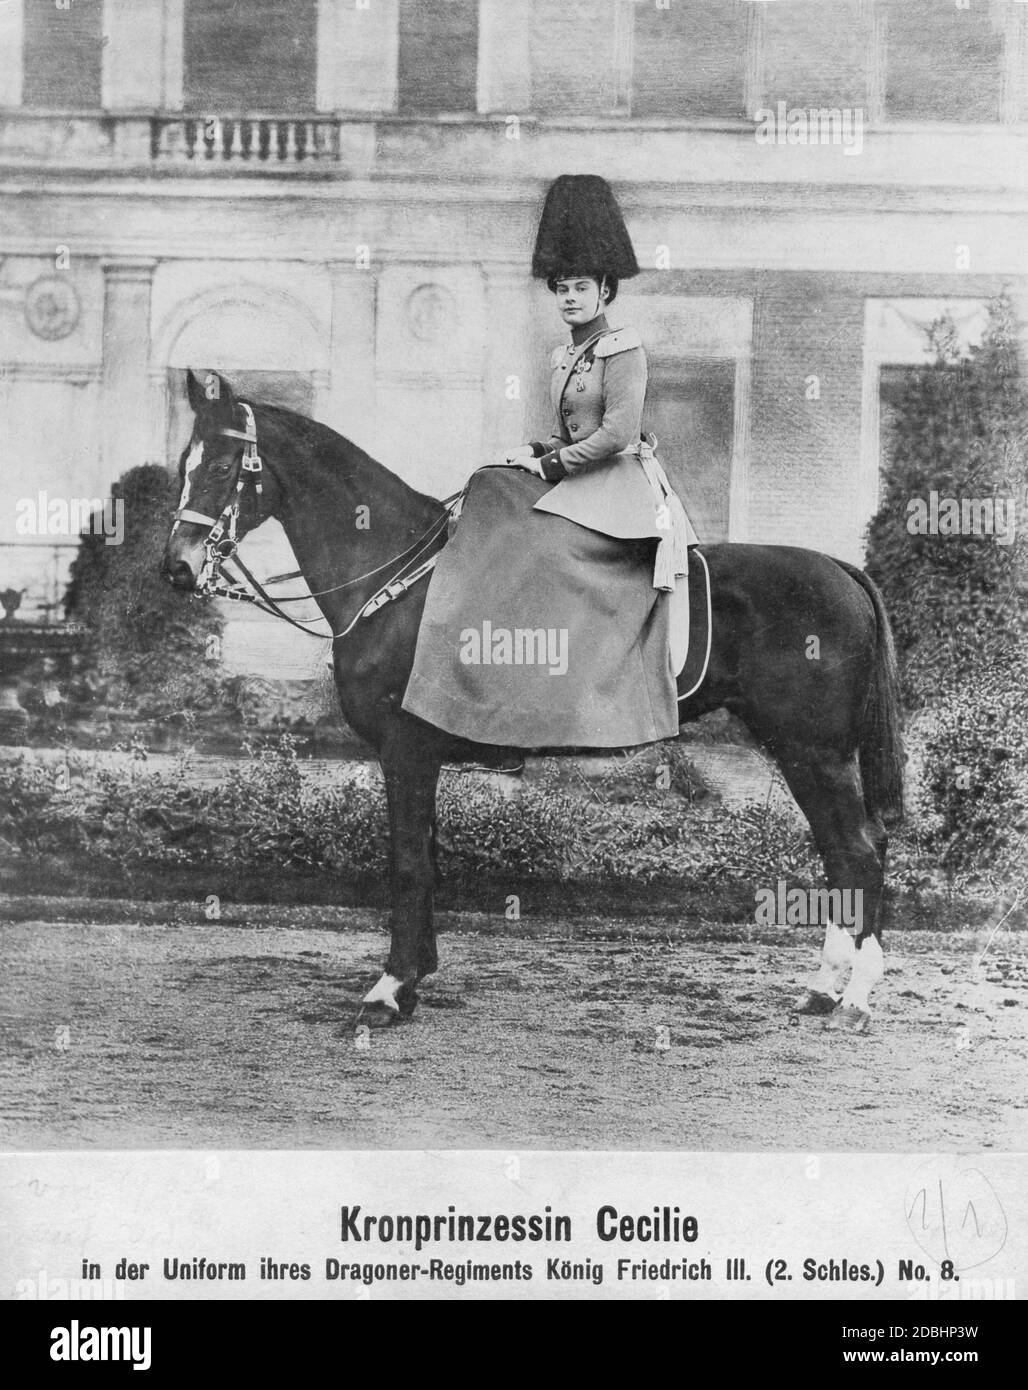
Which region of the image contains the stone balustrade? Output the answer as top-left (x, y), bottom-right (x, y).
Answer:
top-left (1, 109), bottom-right (1026, 198)
top-left (152, 115), bottom-right (345, 164)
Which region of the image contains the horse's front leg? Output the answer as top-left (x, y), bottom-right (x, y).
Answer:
top-left (357, 723), bottom-right (442, 1028)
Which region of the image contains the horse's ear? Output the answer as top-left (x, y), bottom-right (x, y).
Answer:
top-left (185, 369), bottom-right (236, 416)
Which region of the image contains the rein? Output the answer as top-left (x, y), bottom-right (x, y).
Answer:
top-left (174, 404), bottom-right (456, 643)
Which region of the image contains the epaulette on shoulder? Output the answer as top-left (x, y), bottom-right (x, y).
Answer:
top-left (550, 345), bottom-right (567, 368)
top-left (594, 328), bottom-right (643, 358)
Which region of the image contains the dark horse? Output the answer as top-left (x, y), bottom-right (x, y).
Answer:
top-left (163, 373), bottom-right (904, 1032)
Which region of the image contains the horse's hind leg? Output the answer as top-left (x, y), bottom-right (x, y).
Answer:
top-left (777, 753), bottom-right (885, 1031)
top-left (356, 722), bottom-right (442, 1027)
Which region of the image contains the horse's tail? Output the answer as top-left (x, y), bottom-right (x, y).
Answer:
top-left (832, 559), bottom-right (905, 827)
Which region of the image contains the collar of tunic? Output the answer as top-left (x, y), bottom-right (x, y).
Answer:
top-left (570, 312), bottom-right (609, 346)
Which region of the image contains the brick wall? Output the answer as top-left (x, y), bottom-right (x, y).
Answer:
top-left (749, 275), bottom-right (867, 559)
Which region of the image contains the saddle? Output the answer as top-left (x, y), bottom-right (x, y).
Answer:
top-left (676, 545), bottom-right (712, 699)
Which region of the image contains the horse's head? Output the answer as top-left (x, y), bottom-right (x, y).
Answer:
top-left (162, 370), bottom-right (280, 593)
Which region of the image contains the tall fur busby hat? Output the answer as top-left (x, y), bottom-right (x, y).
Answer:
top-left (531, 175), bottom-right (640, 301)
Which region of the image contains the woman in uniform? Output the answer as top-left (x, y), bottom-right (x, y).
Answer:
top-left (401, 175), bottom-right (697, 751)
top-left (501, 173), bottom-right (696, 594)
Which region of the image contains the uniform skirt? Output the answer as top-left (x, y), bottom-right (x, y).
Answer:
top-left (400, 467), bottom-right (680, 749)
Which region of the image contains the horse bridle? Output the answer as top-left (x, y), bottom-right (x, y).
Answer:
top-left (174, 402), bottom-right (456, 641)
top-left (175, 402), bottom-right (265, 599)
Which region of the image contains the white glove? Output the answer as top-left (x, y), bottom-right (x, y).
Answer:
top-left (495, 445), bottom-right (541, 473)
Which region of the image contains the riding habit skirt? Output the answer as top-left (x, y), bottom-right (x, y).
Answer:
top-left (400, 467), bottom-right (680, 749)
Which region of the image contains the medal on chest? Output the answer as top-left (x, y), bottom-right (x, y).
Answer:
top-left (572, 357), bottom-right (592, 392)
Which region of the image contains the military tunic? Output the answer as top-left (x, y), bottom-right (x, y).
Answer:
top-left (526, 313), bottom-right (697, 545)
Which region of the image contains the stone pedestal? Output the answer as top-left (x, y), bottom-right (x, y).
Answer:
top-left (0, 623), bottom-right (84, 745)
top-left (0, 681), bottom-right (29, 743)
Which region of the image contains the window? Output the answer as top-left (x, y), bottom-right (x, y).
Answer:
top-left (632, 0), bottom-right (749, 120)
top-left (645, 361), bottom-right (736, 543)
top-left (762, 0), bottom-right (869, 111)
top-left (397, 0), bottom-right (478, 115)
top-left (183, 0), bottom-right (317, 112)
top-left (22, 0), bottom-right (103, 110)
top-left (861, 298), bottom-right (991, 524)
top-left (882, 0), bottom-right (1004, 122)
top-left (531, 0), bottom-right (626, 116)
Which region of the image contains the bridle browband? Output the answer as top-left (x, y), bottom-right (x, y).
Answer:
top-left (175, 403), bottom-right (265, 588)
top-left (173, 403), bottom-right (455, 642)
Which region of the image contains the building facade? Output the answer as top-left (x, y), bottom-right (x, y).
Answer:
top-left (1, 0), bottom-right (1026, 680)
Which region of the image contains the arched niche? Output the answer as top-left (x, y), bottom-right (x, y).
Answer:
top-left (153, 280), bottom-right (331, 682)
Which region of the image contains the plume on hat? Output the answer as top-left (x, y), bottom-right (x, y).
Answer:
top-left (531, 175), bottom-right (640, 282)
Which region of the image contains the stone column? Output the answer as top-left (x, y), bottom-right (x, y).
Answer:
top-left (148, 368), bottom-right (171, 474)
top-left (162, 0), bottom-right (185, 111)
top-left (0, 0), bottom-right (25, 107)
top-left (101, 260), bottom-right (157, 482)
top-left (1001, 0), bottom-right (1028, 125)
top-left (476, 1), bottom-right (532, 114)
top-left (743, 0), bottom-right (767, 120)
top-left (611, 0), bottom-right (635, 115)
top-left (317, 0), bottom-right (399, 112)
top-left (102, 0), bottom-right (183, 110)
top-left (320, 263), bottom-right (379, 452)
top-left (481, 266), bottom-right (534, 456)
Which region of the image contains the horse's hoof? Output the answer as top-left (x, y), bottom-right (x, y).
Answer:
top-left (355, 1000), bottom-right (401, 1030)
top-left (396, 987), bottom-right (419, 1019)
top-left (825, 1004), bottom-right (871, 1033)
top-left (793, 990), bottom-right (841, 1016)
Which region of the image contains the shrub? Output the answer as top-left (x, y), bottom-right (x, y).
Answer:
top-left (865, 293), bottom-right (1028, 709)
top-left (63, 464), bottom-right (227, 716)
top-left (906, 644), bottom-right (1028, 876)
top-left (863, 293), bottom-right (1028, 876)
top-left (436, 775), bottom-right (587, 880)
top-left (218, 741), bottom-right (390, 877)
top-left (0, 758), bottom-right (92, 856)
top-left (0, 742), bottom-right (822, 896)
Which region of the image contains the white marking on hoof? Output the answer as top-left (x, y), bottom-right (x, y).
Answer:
top-left (362, 973), bottom-right (401, 1013)
top-left (841, 935), bottom-right (884, 1015)
top-left (809, 918), bottom-right (856, 1001)
top-left (825, 1003), bottom-right (872, 1034)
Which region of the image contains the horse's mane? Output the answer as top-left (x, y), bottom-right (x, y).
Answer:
top-left (250, 400), bottom-right (356, 459)
top-left (248, 400), bottom-right (442, 511)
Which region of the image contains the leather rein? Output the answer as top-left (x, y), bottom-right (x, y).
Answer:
top-left (173, 403), bottom-right (455, 643)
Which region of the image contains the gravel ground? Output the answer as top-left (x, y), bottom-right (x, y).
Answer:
top-left (1, 910), bottom-right (1026, 1151)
